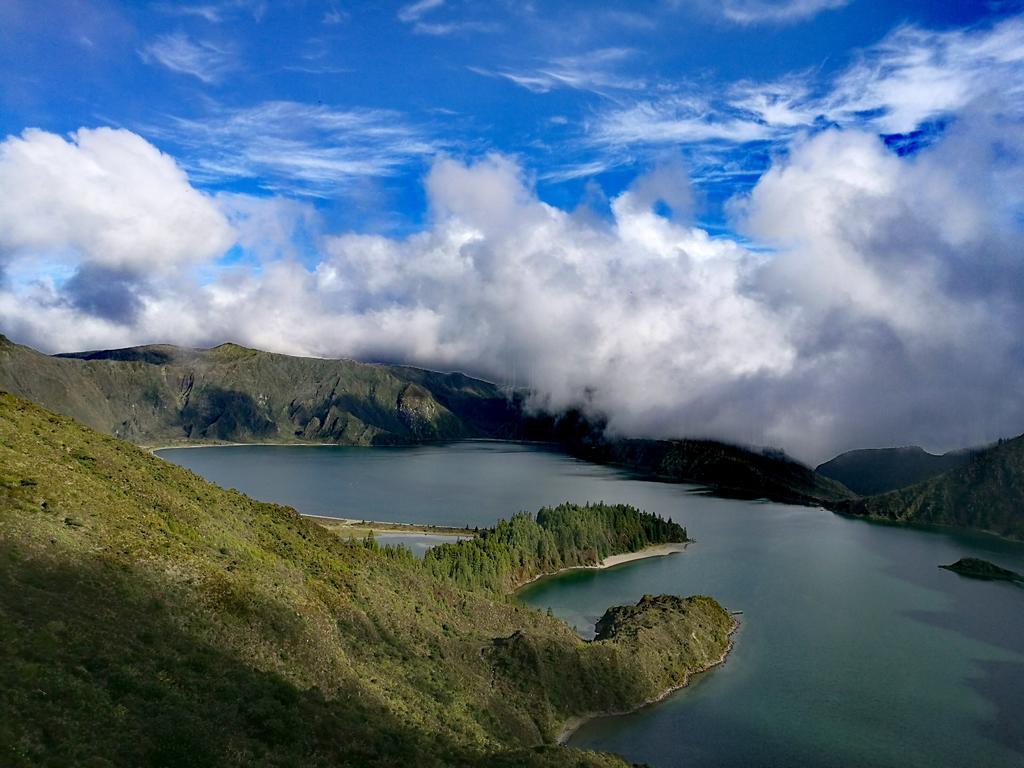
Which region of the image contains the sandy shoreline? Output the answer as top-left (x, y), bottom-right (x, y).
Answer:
top-left (147, 441), bottom-right (337, 454)
top-left (516, 541), bottom-right (688, 589)
top-left (146, 437), bottom-right (558, 455)
top-left (556, 615), bottom-right (740, 745)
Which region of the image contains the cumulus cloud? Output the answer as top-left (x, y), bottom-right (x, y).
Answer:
top-left (2, 117), bottom-right (1023, 463)
top-left (729, 112), bottom-right (1024, 458)
top-left (0, 127), bottom-right (233, 273)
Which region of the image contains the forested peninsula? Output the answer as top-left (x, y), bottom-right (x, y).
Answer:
top-left (0, 393), bottom-right (734, 767)
top-left (424, 502), bottom-right (686, 592)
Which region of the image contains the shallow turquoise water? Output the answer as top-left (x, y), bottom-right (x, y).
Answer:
top-left (158, 441), bottom-right (1024, 767)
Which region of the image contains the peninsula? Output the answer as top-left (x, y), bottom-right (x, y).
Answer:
top-left (0, 392), bottom-right (734, 767)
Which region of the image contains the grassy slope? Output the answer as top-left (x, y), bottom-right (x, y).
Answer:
top-left (835, 435), bottom-right (1024, 540)
top-left (0, 336), bottom-right (517, 446)
top-left (816, 446), bottom-right (977, 496)
top-left (0, 393), bottom-right (734, 767)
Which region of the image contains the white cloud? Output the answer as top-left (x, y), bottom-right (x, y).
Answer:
top-left (396, 0), bottom-right (498, 36)
top-left (2, 115), bottom-right (1023, 462)
top-left (592, 95), bottom-right (775, 146)
top-left (152, 4), bottom-right (224, 23)
top-left (0, 127), bottom-right (233, 273)
top-left (718, 0), bottom-right (850, 25)
top-left (322, 8), bottom-right (348, 25)
top-left (410, 20), bottom-right (499, 36)
top-left (729, 117), bottom-right (1024, 457)
top-left (147, 101), bottom-right (441, 196)
top-left (470, 48), bottom-right (645, 95)
top-left (827, 16), bottom-right (1024, 133)
top-left (398, 0), bottom-right (444, 23)
top-left (140, 33), bottom-right (237, 83)
top-left (152, 1), bottom-right (267, 24)
top-left (585, 14), bottom-right (1024, 156)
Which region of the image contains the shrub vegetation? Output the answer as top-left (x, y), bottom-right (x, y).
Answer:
top-left (0, 393), bottom-right (733, 767)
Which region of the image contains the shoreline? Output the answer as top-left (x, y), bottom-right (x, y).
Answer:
top-left (556, 616), bottom-right (740, 745)
top-left (303, 514), bottom-right (475, 539)
top-left (147, 440), bottom-right (337, 454)
top-left (146, 436), bottom-right (560, 455)
top-left (516, 541), bottom-right (689, 590)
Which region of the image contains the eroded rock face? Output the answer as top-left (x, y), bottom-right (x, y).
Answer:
top-left (397, 383), bottom-right (442, 438)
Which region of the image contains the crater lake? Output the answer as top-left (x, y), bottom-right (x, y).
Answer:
top-left (157, 441), bottom-right (1024, 768)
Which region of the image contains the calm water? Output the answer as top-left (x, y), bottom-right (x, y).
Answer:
top-left (158, 442), bottom-right (1024, 768)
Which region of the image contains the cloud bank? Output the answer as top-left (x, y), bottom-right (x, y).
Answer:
top-left (2, 112), bottom-right (1022, 463)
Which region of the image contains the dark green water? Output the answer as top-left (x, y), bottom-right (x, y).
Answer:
top-left (158, 441), bottom-right (1024, 768)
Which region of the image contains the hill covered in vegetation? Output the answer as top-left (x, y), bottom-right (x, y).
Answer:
top-left (545, 411), bottom-right (852, 506)
top-left (0, 393), bottom-right (734, 767)
top-left (816, 445), bottom-right (979, 495)
top-left (836, 435), bottom-right (1024, 540)
top-left (0, 335), bottom-right (853, 506)
top-left (0, 335), bottom-right (523, 446)
top-left (425, 503), bottom-right (686, 593)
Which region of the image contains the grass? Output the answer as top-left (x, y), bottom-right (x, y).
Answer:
top-left (0, 392), bottom-right (734, 767)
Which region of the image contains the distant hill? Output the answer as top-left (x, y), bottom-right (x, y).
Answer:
top-left (835, 435), bottom-right (1024, 540)
top-left (544, 410), bottom-right (852, 506)
top-left (596, 438), bottom-right (853, 506)
top-left (0, 392), bottom-right (734, 767)
top-left (816, 445), bottom-right (980, 496)
top-left (0, 335), bottom-right (524, 446)
top-left (0, 335), bottom-right (852, 506)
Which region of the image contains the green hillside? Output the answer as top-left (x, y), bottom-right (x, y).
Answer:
top-left (816, 445), bottom-right (978, 496)
top-left (836, 435), bottom-right (1024, 540)
top-left (0, 335), bottom-right (852, 506)
top-left (0, 393), bottom-right (734, 767)
top-left (0, 335), bottom-right (520, 446)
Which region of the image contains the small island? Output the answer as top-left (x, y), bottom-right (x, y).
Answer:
top-left (939, 557), bottom-right (1024, 583)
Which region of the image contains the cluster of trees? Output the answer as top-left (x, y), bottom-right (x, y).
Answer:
top-left (423, 502), bottom-right (686, 593)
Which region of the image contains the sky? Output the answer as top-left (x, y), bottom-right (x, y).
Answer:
top-left (1, 0), bottom-right (1023, 462)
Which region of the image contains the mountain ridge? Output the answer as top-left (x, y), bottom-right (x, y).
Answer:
top-left (1, 334), bottom-right (521, 446)
top-left (834, 434), bottom-right (1024, 540)
top-left (816, 444), bottom-right (981, 496)
top-left (0, 334), bottom-right (852, 506)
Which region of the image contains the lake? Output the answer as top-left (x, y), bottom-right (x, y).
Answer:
top-left (157, 441), bottom-right (1024, 768)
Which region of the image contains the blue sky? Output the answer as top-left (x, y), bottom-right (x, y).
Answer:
top-left (2, 1), bottom-right (1024, 460)
top-left (1, 0), bottom-right (1013, 235)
